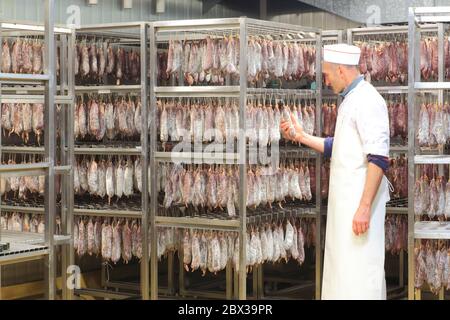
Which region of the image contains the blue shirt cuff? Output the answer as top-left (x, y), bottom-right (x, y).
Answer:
top-left (324, 137), bottom-right (334, 158)
top-left (367, 154), bottom-right (389, 173)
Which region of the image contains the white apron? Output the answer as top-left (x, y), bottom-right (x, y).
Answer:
top-left (321, 82), bottom-right (390, 300)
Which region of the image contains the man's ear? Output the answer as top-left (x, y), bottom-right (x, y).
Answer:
top-left (337, 65), bottom-right (344, 77)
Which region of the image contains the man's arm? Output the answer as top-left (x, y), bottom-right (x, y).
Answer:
top-left (280, 113), bottom-right (326, 153)
top-left (352, 162), bottom-right (384, 236)
top-left (297, 132), bottom-right (326, 153)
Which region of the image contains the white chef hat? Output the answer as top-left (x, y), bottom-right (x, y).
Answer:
top-left (323, 43), bottom-right (361, 66)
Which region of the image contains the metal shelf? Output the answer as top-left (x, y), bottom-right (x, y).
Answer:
top-left (157, 142), bottom-right (317, 158)
top-left (415, 7), bottom-right (450, 14)
top-left (78, 21), bottom-right (147, 31)
top-left (1, 230), bottom-right (45, 245)
top-left (407, 9), bottom-right (450, 300)
top-left (414, 221), bottom-right (450, 239)
top-left (154, 17), bottom-right (319, 36)
top-left (154, 17), bottom-right (240, 32)
top-left (414, 155), bottom-right (450, 164)
top-left (155, 86), bottom-right (241, 98)
top-left (0, 146), bottom-right (45, 154)
top-left (0, 146), bottom-right (137, 157)
top-left (347, 24), bottom-right (437, 37)
top-left (74, 193), bottom-right (142, 212)
top-left (246, 204), bottom-right (318, 221)
top-left (247, 88), bottom-right (317, 96)
top-left (155, 216), bottom-right (240, 231)
top-left (0, 95), bottom-right (73, 104)
top-left (322, 30), bottom-right (343, 43)
top-left (0, 73), bottom-right (50, 82)
top-left (0, 162), bottom-right (49, 175)
top-left (0, 230), bottom-right (49, 265)
top-left (74, 85), bottom-right (141, 93)
top-left (386, 197), bottom-right (408, 215)
top-left (414, 82), bottom-right (450, 90)
top-left (150, 16), bottom-right (324, 301)
top-left (386, 207), bottom-right (408, 215)
top-left (0, 85), bottom-right (62, 93)
top-left (0, 2), bottom-right (74, 300)
top-left (155, 151), bottom-right (239, 164)
top-left (72, 21), bottom-right (151, 300)
top-left (1, 22), bottom-right (71, 34)
top-left (156, 146), bottom-right (317, 162)
top-left (279, 146), bottom-right (318, 159)
top-left (0, 230), bottom-right (69, 245)
top-left (374, 86), bottom-right (408, 93)
top-left (417, 16), bottom-right (450, 23)
top-left (74, 146), bottom-right (141, 156)
top-left (1, 205), bottom-right (45, 214)
top-left (245, 17), bottom-right (320, 34)
top-left (0, 244), bottom-right (48, 266)
top-left (73, 208), bottom-right (142, 218)
top-left (390, 145), bottom-right (408, 153)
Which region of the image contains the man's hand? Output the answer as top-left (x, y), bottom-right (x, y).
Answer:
top-left (280, 113), bottom-right (304, 142)
top-left (352, 204), bottom-right (371, 236)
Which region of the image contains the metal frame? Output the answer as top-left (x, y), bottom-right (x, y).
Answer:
top-left (407, 6), bottom-right (450, 300)
top-left (149, 17), bottom-right (322, 301)
top-left (73, 22), bottom-right (151, 300)
top-left (0, 0), bottom-right (74, 300)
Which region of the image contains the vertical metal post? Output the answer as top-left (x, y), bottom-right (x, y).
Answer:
top-left (252, 267), bottom-right (258, 298)
top-left (437, 23), bottom-right (445, 179)
top-left (399, 249), bottom-right (404, 288)
top-left (233, 267), bottom-right (239, 299)
top-left (226, 261), bottom-right (232, 300)
top-left (238, 17), bottom-right (248, 300)
top-left (44, 0), bottom-right (56, 300)
top-left (149, 22), bottom-right (158, 301)
top-left (140, 22), bottom-right (150, 300)
top-left (414, 288), bottom-right (421, 300)
top-left (439, 287), bottom-right (444, 300)
top-left (407, 7), bottom-right (417, 301)
top-left (60, 36), bottom-right (67, 96)
top-left (314, 31), bottom-right (323, 300)
top-left (437, 23), bottom-right (445, 178)
top-left (337, 30), bottom-right (343, 43)
top-left (347, 29), bottom-right (353, 46)
top-left (438, 23), bottom-right (445, 95)
top-left (167, 251), bottom-right (174, 295)
top-left (258, 264), bottom-right (264, 299)
top-left (179, 242), bottom-right (186, 296)
top-left (258, 265), bottom-right (264, 298)
top-left (60, 34), bottom-right (68, 300)
top-left (66, 29), bottom-right (76, 301)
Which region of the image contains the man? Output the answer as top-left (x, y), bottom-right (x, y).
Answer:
top-left (280, 44), bottom-right (390, 300)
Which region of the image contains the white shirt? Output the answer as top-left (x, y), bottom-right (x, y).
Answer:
top-left (339, 80), bottom-right (390, 157)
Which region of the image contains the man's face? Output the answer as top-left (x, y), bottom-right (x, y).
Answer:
top-left (322, 62), bottom-right (345, 94)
